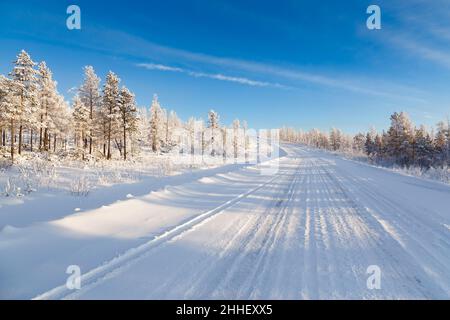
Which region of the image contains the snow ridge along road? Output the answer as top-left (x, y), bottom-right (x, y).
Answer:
top-left (33, 161), bottom-right (284, 300)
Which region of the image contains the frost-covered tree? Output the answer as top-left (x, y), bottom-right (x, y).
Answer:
top-left (208, 110), bottom-right (220, 156)
top-left (185, 117), bottom-right (197, 155)
top-left (37, 61), bottom-right (61, 152)
top-left (79, 66), bottom-right (101, 154)
top-left (365, 132), bottom-right (375, 158)
top-left (385, 112), bottom-right (414, 166)
top-left (242, 120), bottom-right (249, 162)
top-left (164, 110), bottom-right (181, 150)
top-left (434, 120), bottom-right (449, 166)
top-left (102, 71), bottom-right (121, 159)
top-left (72, 95), bottom-right (89, 159)
top-left (0, 76), bottom-right (6, 148)
top-left (232, 119), bottom-right (240, 159)
top-left (149, 94), bottom-right (164, 153)
top-left (0, 76), bottom-right (18, 158)
top-left (329, 128), bottom-right (342, 151)
top-left (118, 86), bottom-right (138, 160)
top-left (353, 133), bottom-right (366, 153)
top-left (10, 50), bottom-right (38, 156)
top-left (414, 125), bottom-right (434, 168)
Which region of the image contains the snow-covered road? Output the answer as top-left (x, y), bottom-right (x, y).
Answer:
top-left (2, 144), bottom-right (450, 299)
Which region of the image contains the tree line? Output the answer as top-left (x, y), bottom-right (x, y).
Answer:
top-left (0, 50), bottom-right (250, 164)
top-left (280, 111), bottom-right (450, 169)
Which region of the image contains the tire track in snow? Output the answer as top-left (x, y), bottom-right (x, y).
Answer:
top-left (204, 160), bottom-right (302, 299)
top-left (320, 162), bottom-right (449, 298)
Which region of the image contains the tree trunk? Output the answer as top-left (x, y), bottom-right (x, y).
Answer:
top-left (18, 125), bottom-right (23, 155)
top-left (39, 114), bottom-right (43, 151)
top-left (107, 120), bottom-right (111, 160)
top-left (44, 128), bottom-right (48, 151)
top-left (10, 119), bottom-right (15, 163)
top-left (123, 125), bottom-right (127, 160)
top-left (89, 99), bottom-right (93, 155)
top-left (30, 129), bottom-right (33, 152)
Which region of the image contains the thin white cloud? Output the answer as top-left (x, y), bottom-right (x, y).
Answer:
top-left (187, 71), bottom-right (289, 88)
top-left (379, 1), bottom-right (450, 70)
top-left (137, 63), bottom-right (183, 73)
top-left (388, 33), bottom-right (450, 70)
top-left (136, 62), bottom-right (290, 89)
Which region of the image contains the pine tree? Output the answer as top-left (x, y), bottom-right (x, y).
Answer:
top-left (329, 127), bottom-right (342, 151)
top-left (185, 117), bottom-right (197, 156)
top-left (10, 50), bottom-right (38, 157)
top-left (374, 134), bottom-right (384, 161)
top-left (385, 112), bottom-right (414, 166)
top-left (149, 94), bottom-right (163, 153)
top-left (208, 110), bottom-right (219, 156)
top-left (0, 76), bottom-right (18, 158)
top-left (72, 95), bottom-right (90, 159)
top-left (434, 121), bottom-right (449, 166)
top-left (242, 120), bottom-right (249, 162)
top-left (164, 110), bottom-right (181, 150)
top-left (102, 71), bottom-right (121, 160)
top-left (79, 66), bottom-right (101, 155)
top-left (364, 132), bottom-right (375, 158)
top-left (118, 86), bottom-right (138, 160)
top-left (37, 61), bottom-right (60, 152)
top-left (414, 125), bottom-right (434, 168)
top-left (232, 119), bottom-right (240, 159)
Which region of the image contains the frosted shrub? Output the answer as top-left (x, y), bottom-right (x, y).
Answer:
top-left (3, 178), bottom-right (15, 197)
top-left (2, 177), bottom-right (23, 197)
top-left (425, 166), bottom-right (450, 184)
top-left (156, 159), bottom-right (173, 176)
top-left (70, 176), bottom-right (90, 196)
top-left (17, 167), bottom-right (37, 194)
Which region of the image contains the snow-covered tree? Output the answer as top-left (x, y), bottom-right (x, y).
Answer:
top-left (72, 95), bottom-right (89, 159)
top-left (385, 112), bottom-right (414, 166)
top-left (10, 50), bottom-right (38, 157)
top-left (149, 94), bottom-right (164, 153)
top-left (365, 132), bottom-right (375, 158)
top-left (79, 66), bottom-right (101, 154)
top-left (118, 86), bottom-right (138, 160)
top-left (329, 128), bottom-right (342, 151)
top-left (434, 120), bottom-right (449, 166)
top-left (101, 71), bottom-right (121, 159)
top-left (164, 110), bottom-right (181, 150)
top-left (208, 110), bottom-right (220, 156)
top-left (353, 133), bottom-right (366, 153)
top-left (414, 125), bottom-right (434, 168)
top-left (37, 61), bottom-right (61, 152)
top-left (0, 76), bottom-right (18, 158)
top-left (232, 119), bottom-right (240, 159)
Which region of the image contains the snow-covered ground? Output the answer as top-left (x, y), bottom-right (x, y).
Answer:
top-left (1, 144), bottom-right (449, 299)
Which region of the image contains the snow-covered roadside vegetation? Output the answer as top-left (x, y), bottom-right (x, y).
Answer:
top-left (280, 111), bottom-right (450, 184)
top-left (0, 150), bottom-right (195, 198)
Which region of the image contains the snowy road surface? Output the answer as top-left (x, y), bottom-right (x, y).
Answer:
top-left (2, 144), bottom-right (450, 299)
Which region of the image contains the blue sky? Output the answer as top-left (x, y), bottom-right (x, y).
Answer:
top-left (1, 0), bottom-right (450, 133)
